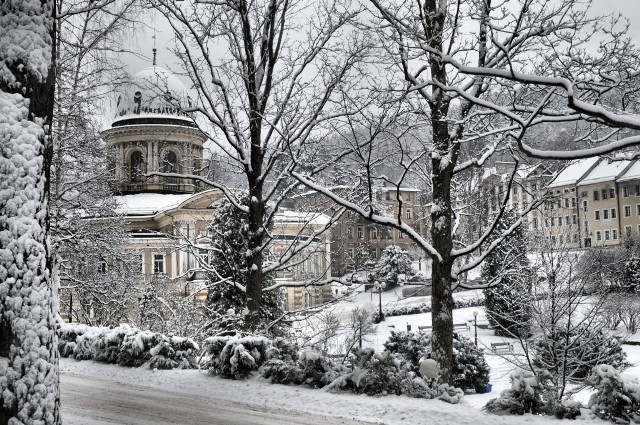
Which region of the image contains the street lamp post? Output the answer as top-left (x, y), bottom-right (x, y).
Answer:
top-left (473, 310), bottom-right (478, 347)
top-left (374, 280), bottom-right (385, 322)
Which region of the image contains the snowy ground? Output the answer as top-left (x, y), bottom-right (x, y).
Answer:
top-left (60, 284), bottom-right (635, 424)
top-left (61, 358), bottom-right (598, 425)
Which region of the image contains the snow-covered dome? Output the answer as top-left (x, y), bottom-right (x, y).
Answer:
top-left (112, 66), bottom-right (195, 127)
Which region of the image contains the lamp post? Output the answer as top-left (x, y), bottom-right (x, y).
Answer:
top-left (374, 280), bottom-right (385, 322)
top-left (473, 310), bottom-right (478, 347)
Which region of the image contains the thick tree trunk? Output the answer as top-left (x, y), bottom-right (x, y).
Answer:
top-left (424, 0), bottom-right (456, 385)
top-left (245, 183), bottom-right (265, 331)
top-left (0, 0), bottom-right (60, 423)
top-left (430, 140), bottom-right (455, 385)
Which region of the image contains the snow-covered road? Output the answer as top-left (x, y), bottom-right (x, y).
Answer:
top-left (61, 373), bottom-right (373, 425)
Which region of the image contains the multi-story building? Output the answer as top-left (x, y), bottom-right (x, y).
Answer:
top-left (293, 186), bottom-right (425, 277)
top-left (465, 162), bottom-right (553, 247)
top-left (616, 162), bottom-right (640, 239)
top-left (544, 157), bottom-right (599, 248)
top-left (577, 159), bottom-right (632, 247)
top-left (541, 156), bottom-right (640, 249)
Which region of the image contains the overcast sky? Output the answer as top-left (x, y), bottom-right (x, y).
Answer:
top-left (122, 0), bottom-right (640, 76)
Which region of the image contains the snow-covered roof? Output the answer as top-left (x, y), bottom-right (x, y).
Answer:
top-left (617, 160), bottom-right (640, 182)
top-left (578, 158), bottom-right (631, 186)
top-left (113, 193), bottom-right (194, 215)
top-left (547, 157), bottom-right (599, 188)
top-left (273, 210), bottom-right (332, 226)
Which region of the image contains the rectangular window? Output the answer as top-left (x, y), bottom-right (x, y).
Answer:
top-left (583, 200), bottom-right (588, 212)
top-left (357, 226), bottom-right (364, 239)
top-left (406, 208), bottom-right (412, 219)
top-left (611, 208), bottom-right (617, 219)
top-left (572, 214), bottom-right (577, 225)
top-left (624, 186), bottom-right (630, 198)
top-left (398, 231), bottom-right (404, 239)
top-left (347, 226), bottom-right (353, 238)
top-left (625, 205), bottom-right (632, 217)
top-left (572, 197), bottom-right (576, 207)
top-left (572, 234), bottom-right (578, 243)
top-left (153, 253), bottom-right (165, 274)
top-left (551, 217), bottom-right (555, 226)
top-left (613, 229), bottom-right (618, 240)
top-left (637, 204), bottom-right (640, 216)
top-left (595, 210), bottom-right (600, 220)
top-left (626, 226), bottom-right (633, 237)
top-left (611, 188), bottom-right (616, 198)
top-left (371, 228), bottom-right (378, 239)
top-left (596, 231), bottom-right (602, 241)
top-left (604, 209), bottom-right (609, 220)
top-left (594, 190), bottom-right (600, 201)
top-left (605, 230), bottom-right (611, 240)
top-left (602, 189), bottom-right (608, 200)
top-left (636, 185), bottom-right (640, 196)
top-left (584, 220), bottom-right (589, 233)
top-left (564, 198), bottom-right (570, 208)
top-left (565, 216), bottom-right (570, 226)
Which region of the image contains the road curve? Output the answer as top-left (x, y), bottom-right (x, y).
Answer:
top-left (61, 373), bottom-right (374, 425)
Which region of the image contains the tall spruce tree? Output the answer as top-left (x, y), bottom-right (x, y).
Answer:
top-left (205, 197), bottom-right (284, 333)
top-left (482, 210), bottom-right (532, 337)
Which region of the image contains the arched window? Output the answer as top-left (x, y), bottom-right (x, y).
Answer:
top-left (162, 150), bottom-right (178, 184)
top-left (130, 151), bottom-right (144, 184)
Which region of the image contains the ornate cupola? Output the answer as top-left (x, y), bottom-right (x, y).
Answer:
top-left (103, 55), bottom-right (207, 194)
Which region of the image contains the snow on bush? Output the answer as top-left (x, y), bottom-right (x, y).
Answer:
top-left (484, 369), bottom-right (546, 415)
top-left (384, 331), bottom-right (490, 392)
top-left (58, 323), bottom-right (198, 369)
top-left (588, 364), bottom-right (640, 424)
top-left (325, 347), bottom-right (431, 398)
top-left (202, 335), bottom-right (272, 379)
top-left (437, 384), bottom-right (464, 404)
top-left (261, 345), bottom-right (339, 388)
top-left (383, 297), bottom-right (484, 317)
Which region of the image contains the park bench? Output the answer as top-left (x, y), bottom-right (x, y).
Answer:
top-left (415, 323), bottom-right (469, 333)
top-left (490, 342), bottom-right (514, 353)
top-left (453, 323), bottom-right (470, 332)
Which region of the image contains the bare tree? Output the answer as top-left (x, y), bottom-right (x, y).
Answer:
top-left (292, 0), bottom-right (640, 384)
top-left (502, 235), bottom-right (627, 405)
top-left (151, 0), bottom-right (367, 330)
top-left (0, 0), bottom-right (60, 423)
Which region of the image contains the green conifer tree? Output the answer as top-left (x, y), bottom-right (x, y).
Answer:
top-left (482, 209), bottom-right (532, 337)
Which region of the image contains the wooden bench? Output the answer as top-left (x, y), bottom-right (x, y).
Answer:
top-left (453, 323), bottom-right (470, 332)
top-left (416, 324), bottom-right (469, 333)
top-left (491, 342), bottom-right (514, 353)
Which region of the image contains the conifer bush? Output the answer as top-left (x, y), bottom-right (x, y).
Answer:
top-left (384, 331), bottom-right (490, 392)
top-left (588, 364), bottom-right (640, 424)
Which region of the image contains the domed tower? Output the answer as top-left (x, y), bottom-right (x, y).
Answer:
top-left (103, 61), bottom-right (206, 194)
